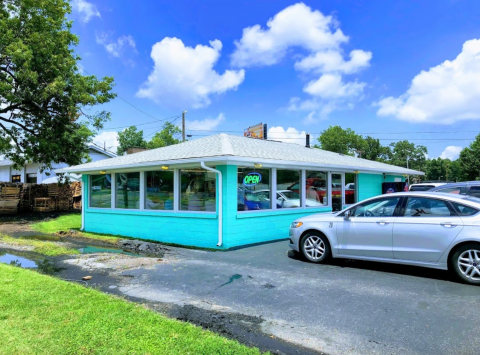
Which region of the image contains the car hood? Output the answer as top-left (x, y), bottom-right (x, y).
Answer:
top-left (296, 211), bottom-right (339, 223)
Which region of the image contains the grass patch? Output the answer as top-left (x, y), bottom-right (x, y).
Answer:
top-left (0, 264), bottom-right (264, 355)
top-left (0, 234), bottom-right (79, 256)
top-left (32, 214), bottom-right (122, 245)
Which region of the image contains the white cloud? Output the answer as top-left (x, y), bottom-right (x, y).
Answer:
top-left (231, 3), bottom-right (371, 121)
top-left (92, 131), bottom-right (119, 153)
top-left (96, 34), bottom-right (137, 65)
top-left (72, 0), bottom-right (100, 23)
top-left (231, 3), bottom-right (348, 67)
top-left (440, 146), bottom-right (462, 160)
top-left (186, 113), bottom-right (225, 131)
top-left (304, 73), bottom-right (366, 99)
top-left (137, 38), bottom-right (245, 109)
top-left (376, 38), bottom-right (480, 124)
top-left (268, 126), bottom-right (310, 146)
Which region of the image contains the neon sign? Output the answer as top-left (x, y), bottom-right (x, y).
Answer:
top-left (243, 172), bottom-right (262, 187)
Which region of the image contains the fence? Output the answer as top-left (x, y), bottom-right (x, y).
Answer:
top-left (0, 182), bottom-right (82, 215)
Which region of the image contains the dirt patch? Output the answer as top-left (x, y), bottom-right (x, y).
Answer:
top-left (0, 242), bottom-right (34, 252)
top-left (62, 253), bottom-right (168, 273)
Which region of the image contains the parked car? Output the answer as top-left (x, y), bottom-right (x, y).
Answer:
top-left (409, 182), bottom-right (448, 191)
top-left (288, 181), bottom-right (354, 207)
top-left (429, 181), bottom-right (480, 198)
top-left (289, 192), bottom-right (480, 285)
top-left (250, 189), bottom-right (324, 208)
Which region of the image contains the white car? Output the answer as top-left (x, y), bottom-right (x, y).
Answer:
top-left (251, 189), bottom-right (324, 208)
top-left (289, 192), bottom-right (480, 285)
top-left (409, 182), bottom-right (447, 191)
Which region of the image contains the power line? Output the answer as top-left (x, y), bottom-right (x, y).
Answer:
top-left (102, 115), bottom-right (180, 130)
top-left (186, 128), bottom-right (480, 135)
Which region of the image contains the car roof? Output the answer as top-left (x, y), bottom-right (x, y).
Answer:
top-left (360, 191), bottom-right (480, 207)
top-left (409, 182), bottom-right (446, 186)
top-left (430, 181), bottom-right (480, 190)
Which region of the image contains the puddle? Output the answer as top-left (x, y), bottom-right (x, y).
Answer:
top-left (79, 246), bottom-right (136, 256)
top-left (0, 253), bottom-right (37, 268)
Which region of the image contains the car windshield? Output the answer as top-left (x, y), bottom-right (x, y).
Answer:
top-left (281, 191), bottom-right (300, 199)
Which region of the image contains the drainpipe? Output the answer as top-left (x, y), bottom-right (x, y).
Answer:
top-left (81, 179), bottom-right (85, 231)
top-left (201, 162), bottom-right (223, 247)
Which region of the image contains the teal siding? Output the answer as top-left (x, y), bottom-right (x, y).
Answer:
top-left (357, 173), bottom-right (405, 202)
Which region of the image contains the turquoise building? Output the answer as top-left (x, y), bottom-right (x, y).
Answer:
top-left (59, 134), bottom-right (424, 249)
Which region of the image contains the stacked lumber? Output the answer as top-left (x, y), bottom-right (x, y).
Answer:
top-left (19, 184), bottom-right (32, 212)
top-left (71, 181), bottom-right (82, 210)
top-left (0, 186), bottom-right (20, 214)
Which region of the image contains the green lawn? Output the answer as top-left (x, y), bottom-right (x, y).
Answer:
top-left (0, 234), bottom-right (79, 256)
top-left (32, 214), bottom-right (122, 245)
top-left (0, 264), bottom-right (264, 355)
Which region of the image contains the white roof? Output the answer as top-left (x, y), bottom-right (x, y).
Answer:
top-left (57, 134), bottom-right (424, 175)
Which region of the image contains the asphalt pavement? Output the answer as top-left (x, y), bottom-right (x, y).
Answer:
top-left (118, 240), bottom-right (480, 355)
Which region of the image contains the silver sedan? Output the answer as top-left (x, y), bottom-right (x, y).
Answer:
top-left (289, 192), bottom-right (480, 285)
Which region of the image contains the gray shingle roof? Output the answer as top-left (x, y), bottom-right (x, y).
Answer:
top-left (57, 134), bottom-right (424, 175)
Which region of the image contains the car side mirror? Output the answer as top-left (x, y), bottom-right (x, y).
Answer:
top-left (344, 210), bottom-right (351, 220)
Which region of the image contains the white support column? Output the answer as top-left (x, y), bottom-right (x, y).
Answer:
top-left (173, 169), bottom-right (180, 212)
top-left (327, 172), bottom-right (332, 208)
top-left (301, 170), bottom-right (306, 208)
top-left (341, 173), bottom-right (346, 208)
top-left (139, 171), bottom-right (145, 210)
top-left (271, 168), bottom-right (277, 210)
top-left (81, 178), bottom-right (85, 231)
top-left (111, 173), bottom-right (116, 209)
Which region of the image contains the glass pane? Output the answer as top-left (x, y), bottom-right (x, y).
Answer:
top-left (450, 202), bottom-right (479, 216)
top-left (437, 186), bottom-right (465, 194)
top-left (116, 172), bottom-right (140, 209)
top-left (345, 173), bottom-right (356, 205)
top-left (306, 171), bottom-right (327, 207)
top-left (470, 186), bottom-right (480, 198)
top-left (237, 168), bottom-right (271, 211)
top-left (145, 171), bottom-right (174, 210)
top-left (353, 197), bottom-right (400, 217)
top-left (405, 197), bottom-right (453, 217)
top-left (180, 169), bottom-right (216, 212)
top-left (332, 173), bottom-right (342, 211)
top-left (277, 170), bottom-right (300, 208)
top-left (90, 174), bottom-right (111, 208)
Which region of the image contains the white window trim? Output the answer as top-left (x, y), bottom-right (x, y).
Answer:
top-left (177, 168), bottom-right (217, 214)
top-left (88, 174), bottom-right (113, 209)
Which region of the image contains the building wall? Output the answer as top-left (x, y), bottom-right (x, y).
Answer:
top-left (82, 167), bottom-right (407, 250)
top-left (0, 166), bottom-right (9, 182)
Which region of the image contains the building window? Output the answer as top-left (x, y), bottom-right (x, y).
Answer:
top-left (305, 171), bottom-right (328, 207)
top-left (180, 169), bottom-right (216, 212)
top-left (11, 175), bottom-right (21, 183)
top-left (276, 170), bottom-right (301, 208)
top-left (345, 173), bottom-right (356, 205)
top-left (237, 167), bottom-right (271, 211)
top-left (90, 174), bottom-right (111, 208)
top-left (116, 172), bottom-right (140, 209)
top-left (26, 173), bottom-right (37, 184)
top-left (145, 171), bottom-right (174, 210)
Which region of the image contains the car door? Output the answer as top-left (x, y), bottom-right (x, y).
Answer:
top-left (336, 196), bottom-right (402, 258)
top-left (392, 196), bottom-right (464, 262)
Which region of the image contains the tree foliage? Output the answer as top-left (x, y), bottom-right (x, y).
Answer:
top-left (317, 125), bottom-right (364, 155)
top-left (0, 0), bottom-right (115, 170)
top-left (426, 158), bottom-right (460, 181)
top-left (458, 133), bottom-right (480, 181)
top-left (147, 122), bottom-right (181, 149)
top-left (116, 126), bottom-right (146, 155)
top-left (361, 136), bottom-right (391, 162)
top-left (388, 140), bottom-right (427, 172)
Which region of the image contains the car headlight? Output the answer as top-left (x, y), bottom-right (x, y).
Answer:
top-left (291, 221), bottom-right (303, 228)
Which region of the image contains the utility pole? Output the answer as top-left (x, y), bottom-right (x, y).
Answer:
top-left (182, 110), bottom-right (187, 142)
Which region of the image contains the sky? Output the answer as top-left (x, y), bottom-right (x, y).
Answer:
top-left (70, 0), bottom-right (480, 160)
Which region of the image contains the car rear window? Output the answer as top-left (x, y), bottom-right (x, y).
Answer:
top-left (437, 186), bottom-right (466, 194)
top-left (410, 185), bottom-right (435, 191)
top-left (469, 186), bottom-right (480, 198)
top-left (450, 202), bottom-right (479, 216)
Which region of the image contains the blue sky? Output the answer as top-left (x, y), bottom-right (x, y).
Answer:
top-left (70, 0), bottom-right (480, 159)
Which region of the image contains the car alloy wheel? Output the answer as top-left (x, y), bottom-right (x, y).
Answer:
top-left (300, 232), bottom-right (330, 264)
top-left (457, 250), bottom-right (480, 281)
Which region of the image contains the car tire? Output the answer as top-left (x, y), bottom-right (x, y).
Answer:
top-left (300, 232), bottom-right (331, 264)
top-left (451, 243), bottom-right (480, 285)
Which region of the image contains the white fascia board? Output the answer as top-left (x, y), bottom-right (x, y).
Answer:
top-left (57, 155), bottom-right (424, 176)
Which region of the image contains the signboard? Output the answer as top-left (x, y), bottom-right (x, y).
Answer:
top-left (243, 172), bottom-right (262, 187)
top-left (244, 123), bottom-right (267, 140)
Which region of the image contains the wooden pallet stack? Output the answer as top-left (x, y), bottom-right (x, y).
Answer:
top-left (71, 182), bottom-right (82, 209)
top-left (0, 186), bottom-right (21, 214)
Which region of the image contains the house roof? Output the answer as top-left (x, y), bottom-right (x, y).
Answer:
top-left (57, 134), bottom-right (424, 175)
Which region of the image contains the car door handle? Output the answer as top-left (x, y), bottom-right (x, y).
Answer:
top-left (377, 221), bottom-right (389, 226)
top-left (441, 223), bottom-right (457, 228)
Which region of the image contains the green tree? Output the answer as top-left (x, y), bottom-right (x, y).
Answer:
top-left (117, 126), bottom-right (146, 155)
top-left (361, 136), bottom-right (391, 162)
top-left (458, 134), bottom-right (480, 180)
top-left (0, 0), bottom-right (115, 170)
top-left (317, 125), bottom-right (364, 155)
top-left (389, 140), bottom-right (428, 172)
top-left (147, 122), bottom-right (181, 149)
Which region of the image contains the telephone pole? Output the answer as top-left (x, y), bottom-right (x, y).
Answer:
top-left (182, 110), bottom-right (187, 142)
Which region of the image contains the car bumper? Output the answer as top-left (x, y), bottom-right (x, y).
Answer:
top-left (288, 227), bottom-right (302, 252)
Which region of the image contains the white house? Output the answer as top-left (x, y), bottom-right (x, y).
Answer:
top-left (0, 144), bottom-right (116, 184)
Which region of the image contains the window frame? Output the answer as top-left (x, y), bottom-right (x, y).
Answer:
top-left (144, 170), bottom-right (175, 211)
top-left (89, 174), bottom-right (112, 209)
top-left (449, 201), bottom-right (480, 216)
top-left (179, 168), bottom-right (218, 214)
top-left (340, 196), bottom-right (403, 218)
top-left (237, 167), bottom-right (273, 213)
top-left (115, 172), bottom-right (141, 210)
top-left (276, 168), bottom-right (302, 210)
top-left (305, 170), bottom-right (329, 209)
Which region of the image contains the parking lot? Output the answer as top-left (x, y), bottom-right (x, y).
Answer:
top-left (111, 240), bottom-right (480, 355)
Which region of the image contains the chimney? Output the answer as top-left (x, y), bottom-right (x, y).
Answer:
top-left (306, 133), bottom-right (310, 148)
